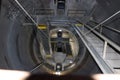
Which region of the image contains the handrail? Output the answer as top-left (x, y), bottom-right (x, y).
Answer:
top-left (74, 26), bottom-right (114, 73)
top-left (67, 9), bottom-right (86, 16)
top-left (34, 8), bottom-right (54, 15)
top-left (84, 24), bottom-right (120, 52)
top-left (73, 19), bottom-right (120, 73)
top-left (84, 10), bottom-right (120, 35)
top-left (67, 10), bottom-right (86, 14)
top-left (88, 20), bottom-right (120, 34)
top-left (73, 19), bottom-right (120, 53)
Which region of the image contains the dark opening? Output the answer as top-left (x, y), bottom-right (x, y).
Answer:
top-left (57, 42), bottom-right (63, 52)
top-left (57, 0), bottom-right (65, 9)
top-left (57, 32), bottom-right (62, 37)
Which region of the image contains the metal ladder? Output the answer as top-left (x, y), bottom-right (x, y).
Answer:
top-left (74, 23), bottom-right (120, 74)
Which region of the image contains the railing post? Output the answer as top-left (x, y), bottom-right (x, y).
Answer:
top-left (103, 41), bottom-right (108, 59)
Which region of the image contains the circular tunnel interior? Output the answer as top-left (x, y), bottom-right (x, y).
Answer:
top-left (2, 0), bottom-right (120, 75)
top-left (0, 17), bottom-right (101, 75)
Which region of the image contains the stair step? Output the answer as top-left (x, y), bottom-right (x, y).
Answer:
top-left (76, 26), bottom-right (120, 73)
top-left (106, 60), bottom-right (120, 68)
top-left (106, 52), bottom-right (120, 60)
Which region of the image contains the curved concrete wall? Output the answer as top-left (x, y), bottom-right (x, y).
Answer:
top-left (0, 0), bottom-right (107, 74)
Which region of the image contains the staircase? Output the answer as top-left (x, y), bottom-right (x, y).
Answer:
top-left (74, 23), bottom-right (120, 73)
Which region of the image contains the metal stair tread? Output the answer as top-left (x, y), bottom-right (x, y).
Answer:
top-left (105, 52), bottom-right (120, 59)
top-left (106, 60), bottom-right (120, 68)
top-left (76, 26), bottom-right (120, 73)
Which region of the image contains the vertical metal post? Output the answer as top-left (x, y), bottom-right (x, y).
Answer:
top-left (47, 21), bottom-right (52, 55)
top-left (54, 0), bottom-right (57, 16)
top-left (65, 0), bottom-right (68, 16)
top-left (103, 41), bottom-right (108, 59)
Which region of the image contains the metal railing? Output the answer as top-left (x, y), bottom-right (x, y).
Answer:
top-left (88, 20), bottom-right (120, 34)
top-left (84, 20), bottom-right (120, 59)
top-left (67, 9), bottom-right (86, 17)
top-left (34, 9), bottom-right (55, 15)
top-left (74, 25), bottom-right (114, 73)
top-left (84, 10), bottom-right (120, 35)
top-left (84, 24), bottom-right (120, 57)
top-left (73, 8), bottom-right (120, 57)
top-left (73, 19), bottom-right (120, 73)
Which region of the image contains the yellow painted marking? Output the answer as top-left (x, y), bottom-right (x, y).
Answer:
top-left (38, 24), bottom-right (47, 30)
top-left (75, 23), bottom-right (83, 27)
top-left (46, 55), bottom-right (52, 58)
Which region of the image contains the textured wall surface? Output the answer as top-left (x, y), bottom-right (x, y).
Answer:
top-left (1, 0), bottom-right (119, 74)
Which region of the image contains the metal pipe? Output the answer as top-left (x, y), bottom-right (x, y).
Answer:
top-left (85, 10), bottom-right (120, 35)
